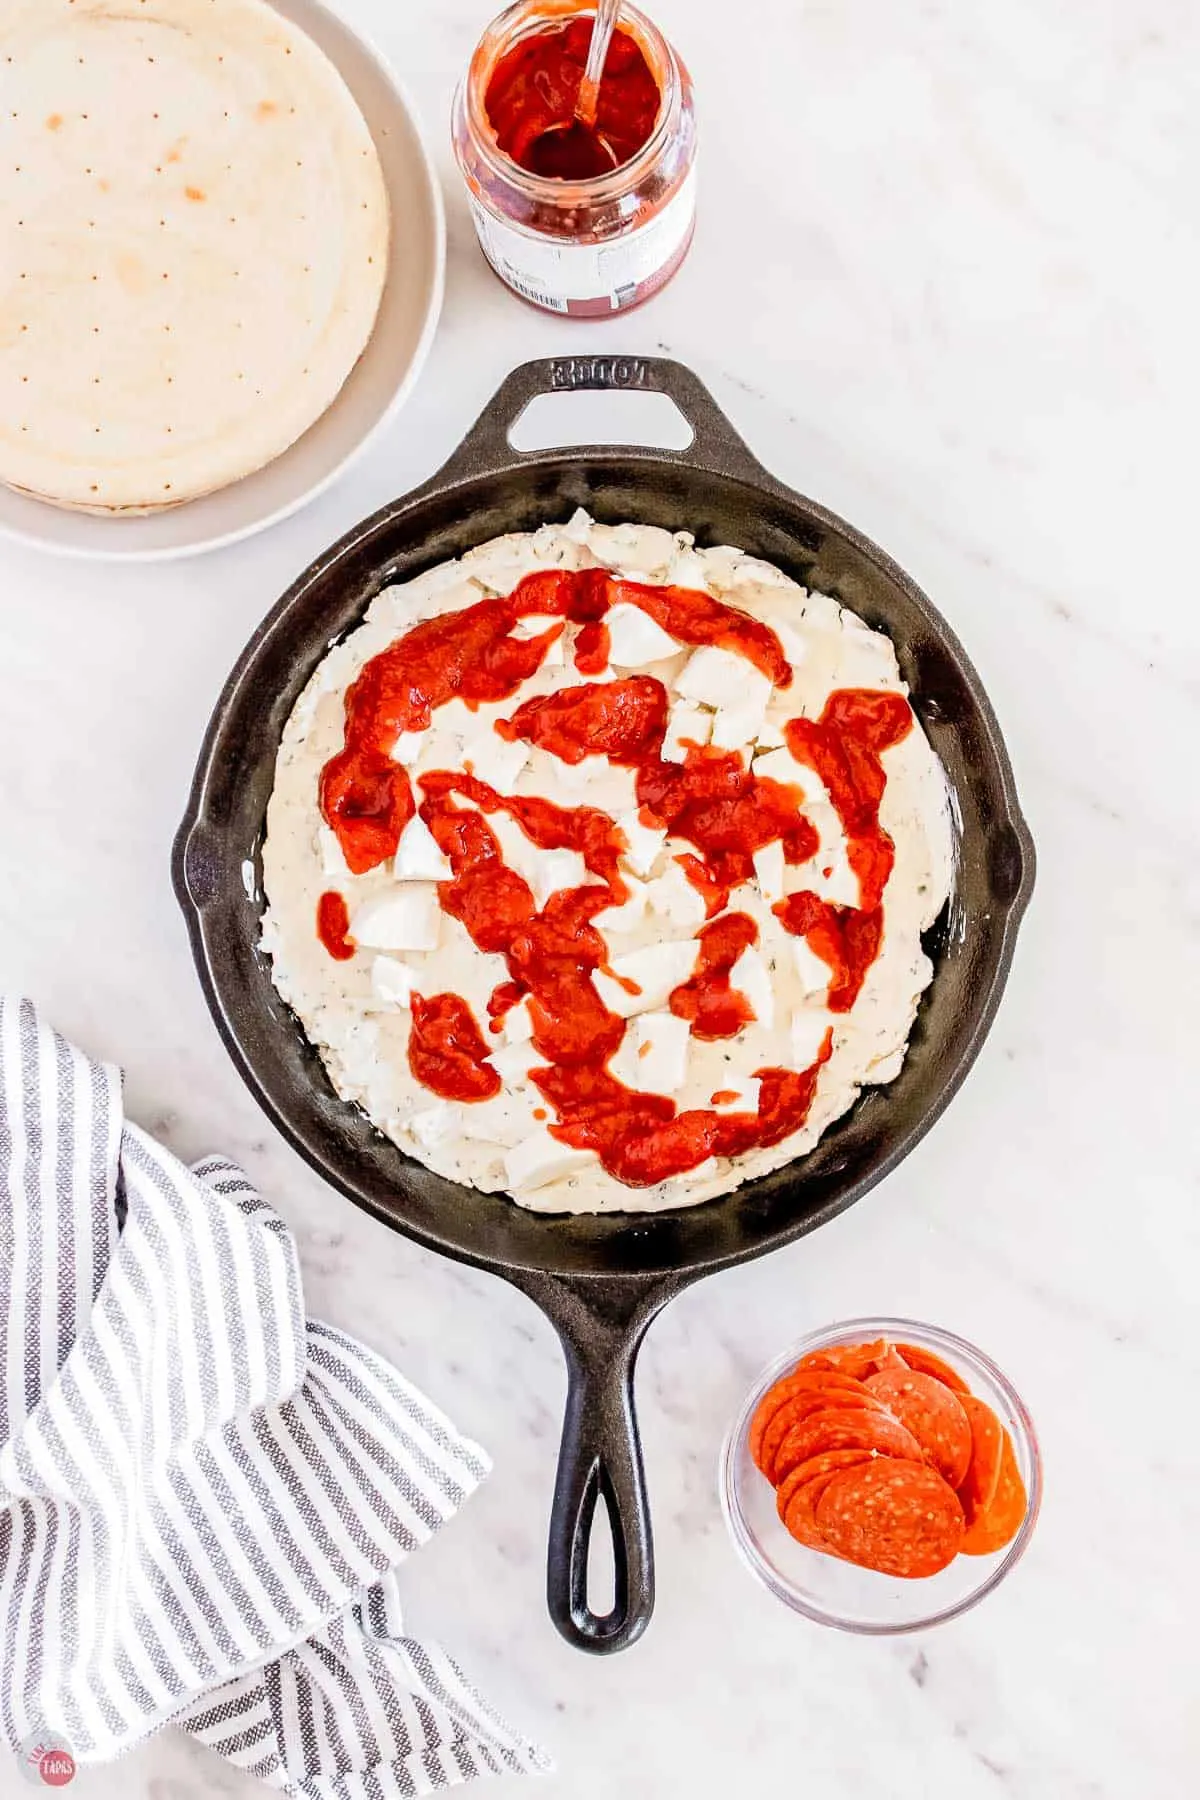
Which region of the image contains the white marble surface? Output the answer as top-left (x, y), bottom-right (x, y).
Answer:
top-left (2, 0), bottom-right (1197, 1795)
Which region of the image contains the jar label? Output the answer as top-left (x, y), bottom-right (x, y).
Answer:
top-left (469, 170), bottom-right (697, 315)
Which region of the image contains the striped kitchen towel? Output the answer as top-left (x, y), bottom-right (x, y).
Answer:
top-left (0, 996), bottom-right (549, 1792)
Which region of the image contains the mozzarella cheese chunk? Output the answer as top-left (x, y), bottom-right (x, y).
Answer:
top-left (752, 745), bottom-right (810, 792)
top-left (370, 955), bottom-right (415, 1008)
top-left (790, 935), bottom-right (832, 996)
top-left (616, 1012), bottom-right (690, 1094)
top-left (546, 752), bottom-right (635, 813)
top-left (752, 840), bottom-right (786, 905)
top-left (834, 615), bottom-right (900, 687)
top-left (490, 815), bottom-right (587, 908)
top-left (617, 810), bottom-right (667, 878)
top-left (754, 719), bottom-right (787, 752)
top-left (458, 1090), bottom-right (528, 1145)
top-left (393, 815), bottom-right (452, 882)
top-left (505, 1134), bottom-right (598, 1193)
top-left (593, 940), bottom-right (698, 1017)
top-left (594, 878), bottom-right (650, 936)
top-left (605, 602), bottom-right (681, 666)
top-left (352, 886), bottom-right (442, 952)
top-left (390, 730), bottom-right (427, 767)
top-left (791, 1011), bottom-right (831, 1068)
top-left (502, 998), bottom-right (534, 1045)
top-left (534, 849), bottom-right (588, 907)
top-left (490, 1038), bottom-right (541, 1084)
top-left (774, 621), bottom-right (809, 670)
top-left (666, 542), bottom-right (711, 590)
top-left (679, 646), bottom-right (772, 716)
top-left (482, 733), bottom-right (530, 792)
top-left (644, 861), bottom-right (707, 929)
top-left (730, 945), bottom-right (774, 1029)
top-left (710, 710), bottom-right (763, 754)
top-left (662, 699), bottom-right (713, 763)
top-left (316, 825), bottom-right (350, 880)
top-left (588, 520), bottom-right (676, 574)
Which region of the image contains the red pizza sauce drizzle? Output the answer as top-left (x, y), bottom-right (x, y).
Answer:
top-left (637, 743), bottom-right (818, 892)
top-left (418, 768), bottom-right (625, 1069)
top-left (772, 690), bottom-right (913, 1011)
top-left (572, 619), bottom-right (611, 674)
top-left (773, 893), bottom-right (885, 1013)
top-left (320, 569), bottom-right (790, 878)
top-left (314, 567), bottom-right (911, 1183)
top-left (408, 993), bottom-right (501, 1102)
top-left (316, 890), bottom-right (355, 961)
top-left (534, 1052), bottom-right (832, 1187)
top-left (669, 912), bottom-right (760, 1040)
top-left (672, 851), bottom-right (730, 919)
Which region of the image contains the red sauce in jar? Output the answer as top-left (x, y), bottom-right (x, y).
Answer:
top-left (315, 567), bottom-right (914, 1184)
top-left (485, 19), bottom-right (661, 179)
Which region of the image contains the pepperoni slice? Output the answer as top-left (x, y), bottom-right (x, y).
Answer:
top-left (798, 1339), bottom-right (891, 1381)
top-left (961, 1430), bottom-right (1027, 1556)
top-left (775, 1450), bottom-right (874, 1550)
top-left (956, 1393), bottom-right (1006, 1526)
top-left (894, 1342), bottom-right (971, 1395)
top-left (758, 1388), bottom-right (889, 1482)
top-left (863, 1367), bottom-right (973, 1488)
top-left (748, 1369), bottom-right (874, 1470)
top-left (814, 1458), bottom-right (966, 1577)
top-left (771, 1406), bottom-right (922, 1485)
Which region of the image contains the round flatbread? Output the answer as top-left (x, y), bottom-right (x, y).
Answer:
top-left (0, 0), bottom-right (389, 512)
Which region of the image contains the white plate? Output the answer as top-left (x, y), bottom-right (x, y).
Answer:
top-left (0, 0), bottom-right (445, 563)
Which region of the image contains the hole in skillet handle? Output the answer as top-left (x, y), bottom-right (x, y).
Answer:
top-left (432, 354), bottom-right (774, 490)
top-left (586, 1477), bottom-right (619, 1617)
top-left (571, 1462), bottom-right (622, 1629)
top-left (509, 387), bottom-right (695, 453)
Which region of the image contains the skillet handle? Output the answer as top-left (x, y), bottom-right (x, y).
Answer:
top-left (430, 355), bottom-right (772, 489)
top-left (550, 1316), bottom-right (650, 1653)
top-left (511, 1271), bottom-right (674, 1654)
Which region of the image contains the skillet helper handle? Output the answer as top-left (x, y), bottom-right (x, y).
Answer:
top-left (432, 354), bottom-right (771, 488)
top-left (548, 1316), bottom-right (653, 1654)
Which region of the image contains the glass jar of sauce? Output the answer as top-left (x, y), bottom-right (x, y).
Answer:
top-left (452, 1), bottom-right (697, 317)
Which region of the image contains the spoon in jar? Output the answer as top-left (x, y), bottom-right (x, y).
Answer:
top-left (526, 0), bottom-right (622, 179)
top-left (575, 0), bottom-right (621, 131)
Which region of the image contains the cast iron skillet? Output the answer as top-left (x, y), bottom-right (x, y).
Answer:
top-left (173, 355), bottom-right (1034, 1655)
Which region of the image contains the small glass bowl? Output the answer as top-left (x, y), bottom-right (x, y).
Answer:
top-left (719, 1316), bottom-right (1041, 1634)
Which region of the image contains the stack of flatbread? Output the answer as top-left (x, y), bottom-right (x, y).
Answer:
top-left (0, 0), bottom-right (390, 515)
